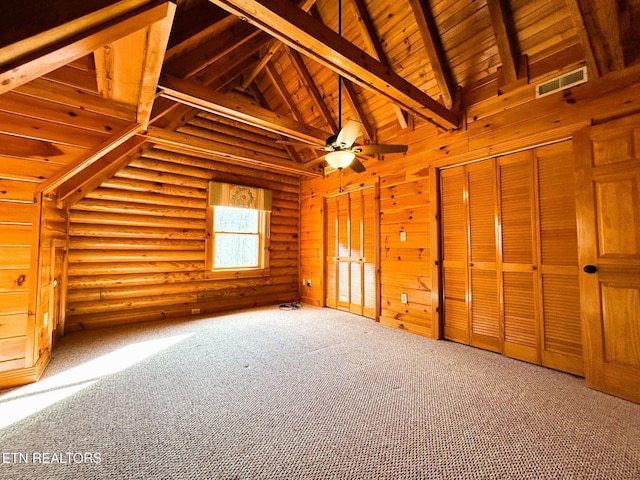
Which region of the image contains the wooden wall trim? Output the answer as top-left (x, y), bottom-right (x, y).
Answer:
top-left (0, 348), bottom-right (50, 390)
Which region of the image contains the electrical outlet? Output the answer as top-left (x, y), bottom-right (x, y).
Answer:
top-left (400, 231), bottom-right (407, 242)
top-left (307, 279), bottom-right (312, 287)
top-left (191, 308), bottom-right (200, 315)
top-left (401, 293), bottom-right (408, 304)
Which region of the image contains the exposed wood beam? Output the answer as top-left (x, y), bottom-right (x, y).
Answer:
top-left (152, 33), bottom-right (270, 131)
top-left (286, 47), bottom-right (338, 133)
top-left (165, 18), bottom-right (261, 79)
top-left (565, 0), bottom-right (600, 78)
top-left (164, 3), bottom-right (227, 58)
top-left (38, 123), bottom-right (142, 195)
top-left (208, 0), bottom-right (458, 130)
top-left (241, 39), bottom-right (283, 89)
top-left (406, 0), bottom-right (455, 108)
top-left (265, 62), bottom-right (304, 121)
top-left (350, 0), bottom-right (408, 126)
top-left (576, 0), bottom-right (624, 74)
top-left (486, 0), bottom-right (521, 85)
top-left (94, 1), bottom-right (175, 129)
top-left (60, 136), bottom-right (149, 206)
top-left (247, 83), bottom-right (304, 164)
top-left (196, 32), bottom-right (270, 87)
top-left (240, 0), bottom-right (318, 89)
top-left (158, 74), bottom-right (332, 144)
top-left (0, 0), bottom-right (171, 95)
top-left (146, 127), bottom-right (320, 177)
top-left (342, 80), bottom-right (375, 142)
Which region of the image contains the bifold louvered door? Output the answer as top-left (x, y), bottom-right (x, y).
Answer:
top-left (325, 187), bottom-right (377, 318)
top-left (440, 142), bottom-right (583, 375)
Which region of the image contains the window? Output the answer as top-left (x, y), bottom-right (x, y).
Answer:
top-left (207, 182), bottom-right (272, 276)
top-left (212, 206), bottom-right (266, 269)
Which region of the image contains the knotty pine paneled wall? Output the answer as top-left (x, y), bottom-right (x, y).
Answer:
top-left (301, 160), bottom-right (435, 337)
top-left (65, 147), bottom-right (300, 330)
top-left (0, 189), bottom-right (35, 373)
top-left (301, 64), bottom-right (640, 355)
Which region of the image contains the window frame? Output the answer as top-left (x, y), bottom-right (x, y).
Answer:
top-left (205, 205), bottom-right (271, 279)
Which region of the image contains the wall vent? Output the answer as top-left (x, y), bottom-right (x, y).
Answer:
top-left (535, 66), bottom-right (588, 98)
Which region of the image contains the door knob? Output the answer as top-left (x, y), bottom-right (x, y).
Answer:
top-left (583, 265), bottom-right (597, 274)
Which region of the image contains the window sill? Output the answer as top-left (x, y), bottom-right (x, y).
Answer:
top-left (204, 268), bottom-right (271, 280)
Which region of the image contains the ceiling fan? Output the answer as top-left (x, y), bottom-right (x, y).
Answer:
top-left (279, 0), bottom-right (408, 173)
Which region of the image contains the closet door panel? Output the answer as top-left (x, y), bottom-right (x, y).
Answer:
top-left (467, 161), bottom-right (500, 351)
top-left (536, 141), bottom-right (583, 375)
top-left (325, 198), bottom-right (337, 308)
top-left (441, 168), bottom-right (469, 344)
top-left (503, 271), bottom-right (538, 363)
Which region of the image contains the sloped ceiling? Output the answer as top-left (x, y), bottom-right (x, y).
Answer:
top-left (2, 0), bottom-right (640, 188)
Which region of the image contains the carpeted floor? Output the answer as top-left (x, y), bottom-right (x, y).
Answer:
top-left (0, 304), bottom-right (639, 479)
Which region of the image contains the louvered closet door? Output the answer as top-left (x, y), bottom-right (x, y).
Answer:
top-left (498, 152), bottom-right (539, 364)
top-left (536, 142), bottom-right (583, 376)
top-left (467, 161), bottom-right (500, 352)
top-left (440, 168), bottom-right (469, 344)
top-left (325, 187), bottom-right (377, 319)
top-left (439, 144), bottom-right (583, 375)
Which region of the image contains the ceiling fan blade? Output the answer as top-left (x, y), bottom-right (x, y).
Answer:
top-left (349, 158), bottom-right (366, 173)
top-left (352, 144), bottom-right (408, 155)
top-left (335, 119), bottom-right (362, 148)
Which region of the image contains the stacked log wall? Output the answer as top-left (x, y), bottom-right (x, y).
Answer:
top-left (65, 146), bottom-right (300, 330)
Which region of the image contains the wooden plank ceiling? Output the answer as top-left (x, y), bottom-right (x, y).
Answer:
top-left (2, 0), bottom-right (639, 187)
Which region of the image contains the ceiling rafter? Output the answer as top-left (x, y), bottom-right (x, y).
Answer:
top-left (576, 0), bottom-right (624, 74)
top-left (165, 17), bottom-right (261, 79)
top-left (565, 0), bottom-right (600, 78)
top-left (341, 79), bottom-right (375, 142)
top-left (240, 0), bottom-right (318, 89)
top-left (285, 47), bottom-right (338, 133)
top-left (265, 62), bottom-right (306, 122)
top-left (406, 0), bottom-right (455, 109)
top-left (153, 32), bottom-right (271, 134)
top-left (61, 136), bottom-right (150, 206)
top-left (242, 39), bottom-right (283, 89)
top-left (208, 0), bottom-right (458, 130)
top-left (158, 74), bottom-right (332, 144)
top-left (351, 0), bottom-right (409, 127)
top-left (486, 0), bottom-right (523, 85)
top-left (195, 31), bottom-right (271, 88)
top-left (39, 123), bottom-right (142, 195)
top-left (308, 4), bottom-right (375, 140)
top-left (248, 83), bottom-right (304, 164)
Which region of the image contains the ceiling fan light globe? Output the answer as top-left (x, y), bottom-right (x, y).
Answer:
top-left (325, 150), bottom-right (355, 169)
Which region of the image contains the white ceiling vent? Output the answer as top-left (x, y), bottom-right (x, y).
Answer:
top-left (535, 66), bottom-right (588, 98)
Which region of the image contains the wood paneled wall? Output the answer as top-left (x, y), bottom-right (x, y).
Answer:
top-left (0, 192), bottom-right (35, 373)
top-left (65, 146), bottom-right (300, 330)
top-left (300, 63), bottom-right (640, 376)
top-left (301, 159), bottom-right (436, 337)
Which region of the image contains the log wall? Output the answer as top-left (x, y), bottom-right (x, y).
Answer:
top-left (65, 146), bottom-right (300, 330)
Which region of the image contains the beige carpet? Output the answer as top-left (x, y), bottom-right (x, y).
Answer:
top-left (0, 304), bottom-right (638, 479)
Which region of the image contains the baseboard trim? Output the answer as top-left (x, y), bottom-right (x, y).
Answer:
top-left (0, 349), bottom-right (50, 390)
